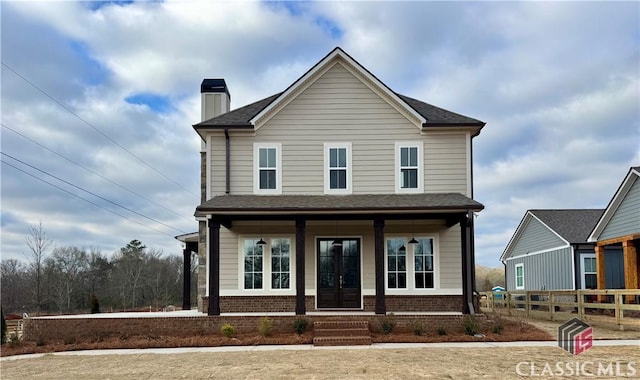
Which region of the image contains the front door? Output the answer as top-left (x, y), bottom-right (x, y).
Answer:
top-left (317, 238), bottom-right (361, 308)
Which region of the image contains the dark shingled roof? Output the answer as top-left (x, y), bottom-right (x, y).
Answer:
top-left (194, 92), bottom-right (483, 129)
top-left (530, 209), bottom-right (604, 244)
top-left (196, 193), bottom-right (483, 215)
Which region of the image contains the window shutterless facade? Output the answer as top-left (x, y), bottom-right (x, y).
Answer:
top-left (581, 254), bottom-right (597, 289)
top-left (254, 143), bottom-right (282, 194)
top-left (387, 238), bottom-right (407, 289)
top-left (515, 263), bottom-right (525, 290)
top-left (324, 143), bottom-right (352, 194)
top-left (386, 236), bottom-right (437, 292)
top-left (241, 237), bottom-right (292, 291)
top-left (395, 142), bottom-right (423, 193)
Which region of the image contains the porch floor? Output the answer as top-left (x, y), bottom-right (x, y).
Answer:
top-left (30, 310), bottom-right (463, 319)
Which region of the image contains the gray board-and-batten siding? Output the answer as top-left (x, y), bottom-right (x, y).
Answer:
top-left (506, 246), bottom-right (625, 291)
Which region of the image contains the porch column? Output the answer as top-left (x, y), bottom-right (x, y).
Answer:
top-left (182, 243), bottom-right (194, 310)
top-left (460, 211), bottom-right (475, 314)
top-left (623, 240), bottom-right (638, 303)
top-left (595, 245), bottom-right (606, 302)
top-left (208, 219), bottom-right (221, 316)
top-left (374, 218), bottom-right (386, 314)
top-left (295, 218), bottom-right (306, 315)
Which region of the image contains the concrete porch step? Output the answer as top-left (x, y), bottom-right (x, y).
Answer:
top-left (313, 320), bottom-right (371, 346)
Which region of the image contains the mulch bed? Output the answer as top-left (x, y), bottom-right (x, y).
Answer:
top-left (0, 319), bottom-right (552, 357)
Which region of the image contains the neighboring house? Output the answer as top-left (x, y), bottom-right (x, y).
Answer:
top-left (588, 167), bottom-right (640, 292)
top-left (191, 47), bottom-right (485, 316)
top-left (500, 209), bottom-right (626, 291)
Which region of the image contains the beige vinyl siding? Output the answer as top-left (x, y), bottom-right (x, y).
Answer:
top-left (219, 227), bottom-right (238, 289)
top-left (206, 62), bottom-right (469, 195)
top-left (438, 224), bottom-right (463, 289)
top-left (424, 133), bottom-right (468, 195)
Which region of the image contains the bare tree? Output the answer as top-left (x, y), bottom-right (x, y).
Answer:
top-left (49, 247), bottom-right (89, 313)
top-left (0, 259), bottom-right (30, 314)
top-left (24, 222), bottom-right (53, 315)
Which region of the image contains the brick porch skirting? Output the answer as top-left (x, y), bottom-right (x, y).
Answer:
top-left (201, 295), bottom-right (464, 313)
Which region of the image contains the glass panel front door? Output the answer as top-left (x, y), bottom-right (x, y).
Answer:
top-left (316, 238), bottom-right (361, 308)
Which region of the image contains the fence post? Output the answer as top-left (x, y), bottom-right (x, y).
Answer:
top-left (507, 292), bottom-right (512, 316)
top-left (577, 290), bottom-right (584, 320)
top-left (614, 291), bottom-right (622, 330)
top-left (548, 291), bottom-right (554, 321)
top-left (526, 291), bottom-right (531, 318)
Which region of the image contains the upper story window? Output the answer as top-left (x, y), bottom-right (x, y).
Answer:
top-left (254, 143), bottom-right (281, 194)
top-left (395, 142), bottom-right (423, 193)
top-left (324, 143), bottom-right (352, 194)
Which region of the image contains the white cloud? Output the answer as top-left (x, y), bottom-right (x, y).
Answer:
top-left (1, 1), bottom-right (638, 268)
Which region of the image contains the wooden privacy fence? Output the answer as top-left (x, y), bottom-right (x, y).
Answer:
top-left (480, 289), bottom-right (640, 330)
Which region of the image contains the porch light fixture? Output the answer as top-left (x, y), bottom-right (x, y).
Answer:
top-left (408, 220), bottom-right (418, 245)
top-left (257, 220), bottom-right (267, 246)
top-left (398, 243), bottom-right (406, 253)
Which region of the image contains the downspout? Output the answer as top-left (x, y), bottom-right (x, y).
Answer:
top-left (224, 128), bottom-right (230, 194)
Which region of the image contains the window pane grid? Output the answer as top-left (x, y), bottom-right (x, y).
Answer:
top-left (244, 240), bottom-right (263, 289)
top-left (271, 238), bottom-right (291, 289)
top-left (414, 238), bottom-right (434, 289)
top-left (258, 147), bottom-right (277, 190)
top-left (399, 146), bottom-right (418, 189)
top-left (387, 238), bottom-right (406, 289)
top-left (328, 147), bottom-right (348, 189)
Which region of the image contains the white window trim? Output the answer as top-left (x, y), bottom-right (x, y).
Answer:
top-left (253, 143), bottom-right (282, 195)
top-left (236, 235), bottom-right (295, 295)
top-left (395, 142), bottom-right (423, 193)
top-left (324, 142), bottom-right (352, 194)
top-left (515, 263), bottom-right (525, 290)
top-left (580, 253), bottom-right (596, 290)
top-left (384, 234), bottom-right (440, 295)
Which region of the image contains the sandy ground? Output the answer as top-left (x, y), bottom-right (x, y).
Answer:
top-left (1, 345), bottom-right (639, 379)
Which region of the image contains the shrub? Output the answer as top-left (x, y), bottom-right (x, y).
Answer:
top-left (293, 317), bottom-right (308, 335)
top-left (1, 308), bottom-right (6, 344)
top-left (258, 317), bottom-right (273, 337)
top-left (462, 315), bottom-right (480, 336)
top-left (90, 294), bottom-right (100, 314)
top-left (411, 320), bottom-right (425, 336)
top-left (8, 334), bottom-right (22, 347)
top-left (379, 313), bottom-right (396, 334)
top-left (221, 323), bottom-right (236, 338)
top-left (437, 327), bottom-right (447, 336)
top-left (488, 312), bottom-right (504, 334)
top-left (63, 335), bottom-right (77, 345)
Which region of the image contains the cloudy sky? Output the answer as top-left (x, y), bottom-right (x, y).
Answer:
top-left (1, 1), bottom-right (638, 267)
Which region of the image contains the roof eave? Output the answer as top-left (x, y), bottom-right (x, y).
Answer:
top-left (422, 122), bottom-right (486, 137)
top-left (192, 123), bottom-right (255, 140)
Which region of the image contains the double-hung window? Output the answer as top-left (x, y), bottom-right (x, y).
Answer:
top-left (324, 143), bottom-right (351, 194)
top-left (581, 255), bottom-right (597, 289)
top-left (386, 236), bottom-right (438, 291)
top-left (395, 142), bottom-right (422, 193)
top-left (515, 263), bottom-right (525, 290)
top-left (254, 143), bottom-right (281, 194)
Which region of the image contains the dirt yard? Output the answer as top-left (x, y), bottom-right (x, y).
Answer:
top-left (2, 315), bottom-right (638, 379)
top-left (2, 345), bottom-right (639, 379)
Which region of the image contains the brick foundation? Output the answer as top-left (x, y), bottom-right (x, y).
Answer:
top-left (200, 295), bottom-right (463, 313)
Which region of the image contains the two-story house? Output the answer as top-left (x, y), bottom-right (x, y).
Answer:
top-left (192, 47), bottom-right (485, 316)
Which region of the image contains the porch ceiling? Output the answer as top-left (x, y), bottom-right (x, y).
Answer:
top-left (195, 193), bottom-right (483, 219)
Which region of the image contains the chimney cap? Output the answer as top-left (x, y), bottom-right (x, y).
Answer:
top-left (201, 79), bottom-right (230, 98)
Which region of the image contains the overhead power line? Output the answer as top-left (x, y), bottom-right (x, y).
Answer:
top-left (1, 122), bottom-right (194, 224)
top-left (1, 61), bottom-right (198, 198)
top-left (1, 152), bottom-right (188, 235)
top-left (1, 160), bottom-right (178, 238)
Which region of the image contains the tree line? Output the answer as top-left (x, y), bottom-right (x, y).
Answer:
top-left (1, 223), bottom-right (197, 316)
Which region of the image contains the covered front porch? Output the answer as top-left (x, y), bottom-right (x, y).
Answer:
top-left (196, 193), bottom-right (483, 316)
